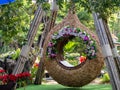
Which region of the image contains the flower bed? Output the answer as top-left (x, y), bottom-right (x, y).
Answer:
top-left (0, 68), bottom-right (32, 88)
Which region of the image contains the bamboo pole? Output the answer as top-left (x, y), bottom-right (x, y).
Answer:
top-left (93, 12), bottom-right (120, 90)
top-left (102, 20), bottom-right (120, 77)
top-left (12, 5), bottom-right (43, 75)
top-left (34, 0), bottom-right (58, 84)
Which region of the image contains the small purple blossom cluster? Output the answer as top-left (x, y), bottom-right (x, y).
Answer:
top-left (47, 42), bottom-right (57, 58)
top-left (47, 27), bottom-right (97, 59)
top-left (52, 27), bottom-right (88, 39)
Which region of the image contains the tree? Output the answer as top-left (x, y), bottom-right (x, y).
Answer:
top-left (0, 0), bottom-right (34, 48)
top-left (108, 13), bottom-right (120, 41)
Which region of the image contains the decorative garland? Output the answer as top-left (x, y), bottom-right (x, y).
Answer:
top-left (47, 27), bottom-right (97, 60)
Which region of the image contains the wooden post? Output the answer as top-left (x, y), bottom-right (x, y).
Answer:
top-left (93, 12), bottom-right (120, 90)
top-left (12, 5), bottom-right (43, 75)
top-left (34, 0), bottom-right (58, 84)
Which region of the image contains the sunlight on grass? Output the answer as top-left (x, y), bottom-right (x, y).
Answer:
top-left (17, 84), bottom-right (112, 90)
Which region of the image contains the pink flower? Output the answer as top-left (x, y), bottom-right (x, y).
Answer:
top-left (92, 35), bottom-right (95, 38)
top-left (48, 42), bottom-right (54, 47)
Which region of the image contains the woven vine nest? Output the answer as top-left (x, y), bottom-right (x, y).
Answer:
top-left (43, 12), bottom-right (104, 87)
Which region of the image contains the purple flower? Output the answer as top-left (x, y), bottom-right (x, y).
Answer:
top-left (70, 29), bottom-right (73, 33)
top-left (63, 33), bottom-right (69, 37)
top-left (65, 28), bottom-right (68, 31)
top-left (84, 36), bottom-right (89, 41)
top-left (50, 54), bottom-right (57, 58)
top-left (91, 46), bottom-right (94, 49)
top-left (74, 30), bottom-right (77, 33)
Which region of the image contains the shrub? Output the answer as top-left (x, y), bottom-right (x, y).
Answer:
top-left (101, 73), bottom-right (110, 83)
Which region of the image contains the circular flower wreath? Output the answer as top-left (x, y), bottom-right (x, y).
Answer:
top-left (47, 27), bottom-right (97, 60)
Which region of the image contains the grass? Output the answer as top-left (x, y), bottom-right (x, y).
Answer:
top-left (17, 84), bottom-right (112, 90)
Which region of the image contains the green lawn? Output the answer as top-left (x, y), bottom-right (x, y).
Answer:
top-left (17, 84), bottom-right (112, 90)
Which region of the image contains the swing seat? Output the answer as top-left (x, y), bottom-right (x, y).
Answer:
top-left (43, 12), bottom-right (104, 87)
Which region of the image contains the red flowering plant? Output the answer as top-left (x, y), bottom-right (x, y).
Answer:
top-left (0, 68), bottom-right (32, 87)
top-left (33, 63), bottom-right (39, 68)
top-left (0, 69), bottom-right (5, 73)
top-left (0, 68), bottom-right (7, 85)
top-left (16, 72), bottom-right (32, 88)
top-left (30, 62), bottom-right (39, 82)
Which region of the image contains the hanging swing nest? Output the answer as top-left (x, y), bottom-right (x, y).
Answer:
top-left (42, 12), bottom-right (104, 87)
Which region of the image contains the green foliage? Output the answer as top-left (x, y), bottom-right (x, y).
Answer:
top-left (42, 2), bottom-right (50, 11)
top-left (79, 0), bottom-right (120, 20)
top-left (0, 47), bottom-right (20, 59)
top-left (0, 0), bottom-right (33, 45)
top-left (56, 3), bottom-right (94, 29)
top-left (11, 48), bottom-right (21, 60)
top-left (101, 73), bottom-right (110, 83)
top-left (56, 0), bottom-right (65, 10)
top-left (64, 53), bottom-right (80, 66)
top-left (108, 13), bottom-right (120, 41)
top-left (51, 0), bottom-right (120, 20)
top-left (64, 41), bottom-right (76, 52)
top-left (63, 37), bottom-right (86, 66)
top-left (71, 37), bottom-right (86, 54)
top-left (117, 33), bottom-right (120, 42)
top-left (31, 66), bottom-right (38, 81)
top-left (77, 9), bottom-right (94, 30)
top-left (0, 45), bottom-right (13, 54)
top-left (17, 76), bottom-right (32, 88)
top-left (117, 46), bottom-right (120, 55)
